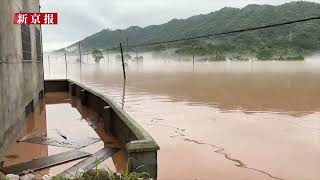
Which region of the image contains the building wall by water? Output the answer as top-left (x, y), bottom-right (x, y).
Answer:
top-left (0, 0), bottom-right (44, 159)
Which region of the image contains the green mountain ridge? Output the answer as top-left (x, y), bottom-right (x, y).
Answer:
top-left (56, 1), bottom-right (320, 59)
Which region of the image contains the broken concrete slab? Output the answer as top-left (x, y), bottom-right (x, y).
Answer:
top-left (58, 147), bottom-right (119, 178)
top-left (0, 150), bottom-right (91, 175)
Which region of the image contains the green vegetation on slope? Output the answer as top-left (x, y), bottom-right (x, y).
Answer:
top-left (59, 1), bottom-right (320, 60)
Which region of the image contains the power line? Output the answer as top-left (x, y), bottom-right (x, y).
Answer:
top-left (51, 16), bottom-right (320, 57)
top-left (128, 16), bottom-right (320, 48)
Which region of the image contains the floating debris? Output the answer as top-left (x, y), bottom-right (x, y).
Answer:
top-left (58, 147), bottom-right (120, 178)
top-left (53, 129), bottom-right (67, 140)
top-left (0, 150), bottom-right (91, 175)
top-left (18, 135), bottom-right (101, 149)
top-left (4, 155), bottom-right (19, 159)
top-left (16, 130), bottom-right (43, 143)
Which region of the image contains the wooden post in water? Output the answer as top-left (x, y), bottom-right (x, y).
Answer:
top-left (79, 42), bottom-right (82, 82)
top-left (64, 51), bottom-right (68, 79)
top-left (136, 47), bottom-right (139, 71)
top-left (121, 80), bottom-right (126, 109)
top-left (193, 44), bottom-right (195, 71)
top-left (107, 49), bottom-right (110, 72)
top-left (120, 43), bottom-right (126, 80)
top-left (87, 54), bottom-right (89, 64)
top-left (126, 38), bottom-right (129, 55)
top-left (215, 50), bottom-right (218, 60)
top-left (47, 55), bottom-right (50, 77)
top-left (136, 47), bottom-right (138, 59)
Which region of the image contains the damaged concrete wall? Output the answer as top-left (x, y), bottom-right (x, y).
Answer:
top-left (0, 0), bottom-right (44, 160)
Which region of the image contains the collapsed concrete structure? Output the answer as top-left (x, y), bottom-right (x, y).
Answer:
top-left (0, 0), bottom-right (44, 159)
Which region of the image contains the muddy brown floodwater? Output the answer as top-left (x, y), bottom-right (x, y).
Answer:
top-left (3, 92), bottom-right (127, 178)
top-left (45, 53), bottom-right (320, 180)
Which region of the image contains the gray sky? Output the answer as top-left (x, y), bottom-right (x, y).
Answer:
top-left (41, 0), bottom-right (320, 52)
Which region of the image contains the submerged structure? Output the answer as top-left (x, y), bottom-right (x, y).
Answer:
top-left (44, 80), bottom-right (160, 178)
top-left (0, 0), bottom-right (159, 178)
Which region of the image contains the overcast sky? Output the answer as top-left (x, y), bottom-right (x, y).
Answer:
top-left (40, 0), bottom-right (320, 52)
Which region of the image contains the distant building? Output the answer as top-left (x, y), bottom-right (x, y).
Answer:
top-left (0, 0), bottom-right (44, 159)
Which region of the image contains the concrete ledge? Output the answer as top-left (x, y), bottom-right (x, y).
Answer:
top-left (44, 80), bottom-right (69, 92)
top-left (44, 79), bottom-right (160, 179)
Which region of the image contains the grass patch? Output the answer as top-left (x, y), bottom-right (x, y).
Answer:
top-left (0, 177), bottom-right (8, 180)
top-left (52, 169), bottom-right (148, 180)
top-left (52, 162), bottom-right (149, 180)
top-left (286, 55), bottom-right (304, 61)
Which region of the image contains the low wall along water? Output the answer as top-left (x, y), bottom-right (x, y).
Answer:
top-left (44, 79), bottom-right (160, 179)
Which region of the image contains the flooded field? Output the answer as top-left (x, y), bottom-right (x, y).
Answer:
top-left (45, 53), bottom-right (320, 180)
top-left (2, 92), bottom-right (126, 178)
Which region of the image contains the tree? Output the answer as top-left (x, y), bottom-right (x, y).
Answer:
top-left (256, 47), bottom-right (273, 60)
top-left (92, 49), bottom-right (104, 63)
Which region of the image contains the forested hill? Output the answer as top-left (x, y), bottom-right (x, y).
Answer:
top-left (58, 1), bottom-right (320, 55)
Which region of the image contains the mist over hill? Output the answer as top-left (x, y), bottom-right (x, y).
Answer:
top-left (57, 1), bottom-right (320, 60)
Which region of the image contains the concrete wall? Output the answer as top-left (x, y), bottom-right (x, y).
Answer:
top-left (45, 80), bottom-right (160, 179)
top-left (0, 0), bottom-right (44, 160)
